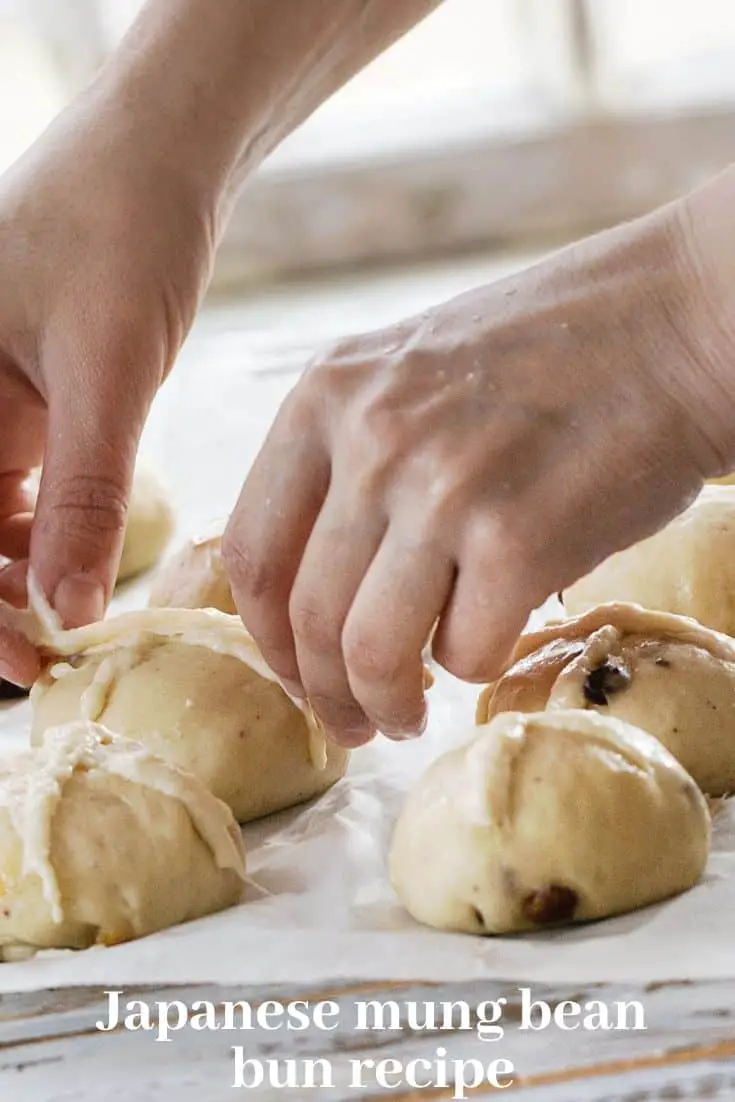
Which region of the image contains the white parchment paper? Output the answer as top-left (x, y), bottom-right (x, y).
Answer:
top-left (1, 254), bottom-right (733, 993)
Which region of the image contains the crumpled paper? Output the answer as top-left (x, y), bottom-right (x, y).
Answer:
top-left (2, 660), bottom-right (735, 995)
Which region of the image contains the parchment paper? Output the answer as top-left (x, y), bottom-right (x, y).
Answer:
top-left (1, 254), bottom-right (733, 993)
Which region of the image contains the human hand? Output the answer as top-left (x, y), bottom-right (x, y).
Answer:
top-left (0, 76), bottom-right (215, 684)
top-left (225, 201), bottom-right (734, 746)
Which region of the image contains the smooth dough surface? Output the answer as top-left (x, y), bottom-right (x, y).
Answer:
top-left (564, 487), bottom-right (735, 634)
top-left (149, 525), bottom-right (235, 613)
top-left (477, 602), bottom-right (735, 795)
top-left (0, 722), bottom-right (245, 957)
top-left (390, 710), bottom-right (710, 935)
top-left (29, 606), bottom-right (348, 824)
top-left (118, 462), bottom-right (176, 583)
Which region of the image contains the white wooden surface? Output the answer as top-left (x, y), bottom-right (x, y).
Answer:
top-left (2, 979), bottom-right (735, 1099)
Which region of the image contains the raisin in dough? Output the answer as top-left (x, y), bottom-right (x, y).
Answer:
top-left (390, 710), bottom-right (709, 935)
top-left (564, 487), bottom-right (735, 634)
top-left (28, 601), bottom-right (348, 824)
top-left (149, 524), bottom-right (235, 613)
top-left (0, 722), bottom-right (245, 958)
top-left (477, 602), bottom-right (735, 796)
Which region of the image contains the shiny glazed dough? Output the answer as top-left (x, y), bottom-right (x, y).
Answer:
top-left (28, 605), bottom-right (348, 824)
top-left (389, 710), bottom-right (710, 935)
top-left (0, 722), bottom-right (246, 957)
top-left (564, 487), bottom-right (735, 634)
top-left (477, 602), bottom-right (735, 795)
top-left (149, 525), bottom-right (235, 613)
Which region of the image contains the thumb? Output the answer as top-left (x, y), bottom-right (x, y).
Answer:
top-left (30, 362), bottom-right (153, 628)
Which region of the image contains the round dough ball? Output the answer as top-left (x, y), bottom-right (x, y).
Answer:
top-left (30, 608), bottom-right (348, 824)
top-left (0, 722), bottom-right (245, 957)
top-left (478, 602), bottom-right (735, 795)
top-left (389, 709), bottom-right (709, 935)
top-left (118, 462), bottom-right (176, 583)
top-left (149, 526), bottom-right (235, 613)
top-left (564, 487), bottom-right (735, 634)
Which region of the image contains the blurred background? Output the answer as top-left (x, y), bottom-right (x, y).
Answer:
top-left (2, 0), bottom-right (735, 290)
top-left (1, 1), bottom-right (735, 580)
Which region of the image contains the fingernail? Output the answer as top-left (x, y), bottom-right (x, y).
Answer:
top-left (0, 560), bottom-right (28, 608)
top-left (383, 709), bottom-right (428, 741)
top-left (52, 575), bottom-right (105, 628)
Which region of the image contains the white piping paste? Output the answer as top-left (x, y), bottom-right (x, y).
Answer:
top-left (0, 722), bottom-right (246, 926)
top-left (506, 602), bottom-right (735, 666)
top-left (546, 625), bottom-right (624, 711)
top-left (479, 601), bottom-right (735, 723)
top-left (22, 572), bottom-right (328, 771)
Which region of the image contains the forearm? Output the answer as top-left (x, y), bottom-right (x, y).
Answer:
top-left (100, 0), bottom-right (441, 215)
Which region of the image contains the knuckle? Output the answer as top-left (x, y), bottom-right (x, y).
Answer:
top-left (43, 474), bottom-right (127, 541)
top-left (308, 694), bottom-right (370, 732)
top-left (342, 628), bottom-right (403, 686)
top-left (466, 509), bottom-right (534, 575)
top-left (434, 644), bottom-right (489, 684)
top-left (290, 595), bottom-right (341, 655)
top-left (221, 527), bottom-right (280, 604)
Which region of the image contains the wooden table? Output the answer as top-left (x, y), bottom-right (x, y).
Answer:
top-left (2, 977), bottom-right (734, 1100)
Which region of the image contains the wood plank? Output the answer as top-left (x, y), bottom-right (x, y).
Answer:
top-left (1, 979), bottom-right (734, 1100)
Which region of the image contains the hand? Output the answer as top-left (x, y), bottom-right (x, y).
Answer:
top-left (224, 202), bottom-right (733, 746)
top-left (0, 76), bottom-right (215, 683)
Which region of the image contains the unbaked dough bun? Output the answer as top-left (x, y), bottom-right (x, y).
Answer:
top-left (27, 601), bottom-right (348, 824)
top-left (564, 487), bottom-right (735, 634)
top-left (117, 461), bottom-right (176, 583)
top-left (0, 722), bottom-right (245, 958)
top-left (389, 709), bottom-right (709, 935)
top-left (477, 602), bottom-right (735, 796)
top-left (149, 524), bottom-right (235, 613)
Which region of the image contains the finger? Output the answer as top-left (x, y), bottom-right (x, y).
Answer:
top-left (224, 398), bottom-right (330, 693)
top-left (0, 470), bottom-right (37, 518)
top-left (0, 559), bottom-right (29, 608)
top-left (342, 532), bottom-right (454, 738)
top-left (0, 607), bottom-right (40, 687)
top-left (0, 512), bottom-right (33, 560)
top-left (0, 470), bottom-right (36, 559)
top-left (431, 512), bottom-right (547, 682)
top-left (289, 491), bottom-right (386, 747)
top-left (30, 337), bottom-right (157, 627)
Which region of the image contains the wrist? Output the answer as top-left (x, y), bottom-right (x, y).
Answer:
top-left (667, 170), bottom-right (735, 474)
